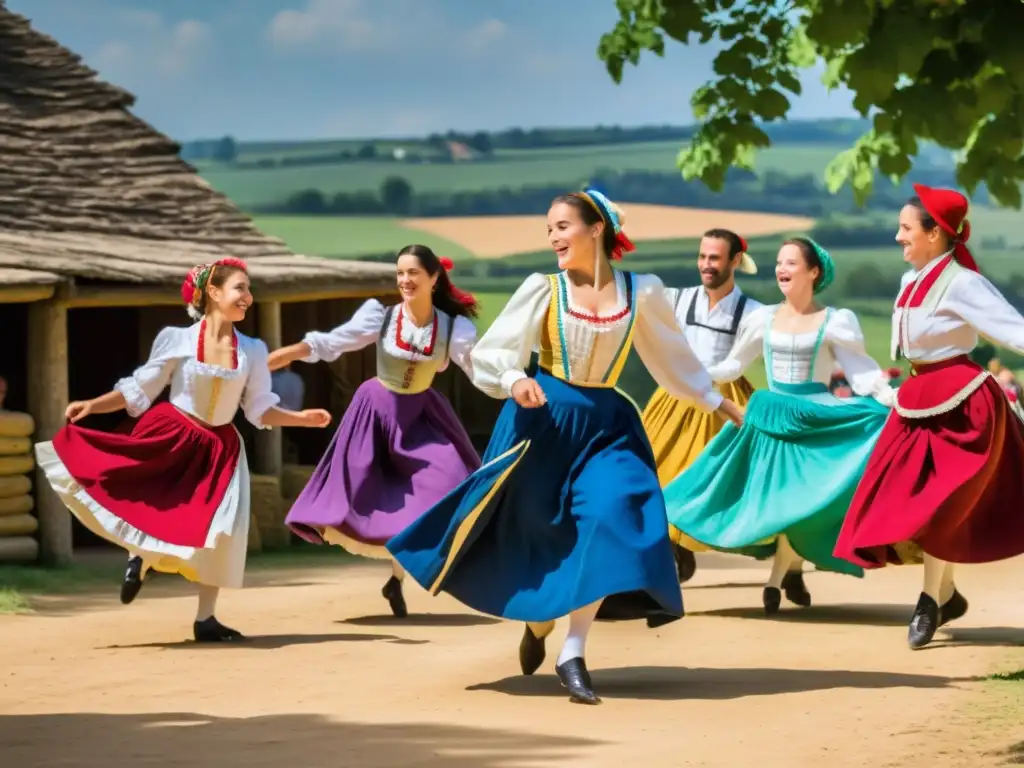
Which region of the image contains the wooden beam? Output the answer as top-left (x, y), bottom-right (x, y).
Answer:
top-left (253, 301), bottom-right (283, 477)
top-left (0, 284), bottom-right (55, 304)
top-left (64, 284), bottom-right (396, 308)
top-left (27, 299), bottom-right (72, 565)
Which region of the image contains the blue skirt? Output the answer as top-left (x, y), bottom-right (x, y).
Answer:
top-left (386, 367), bottom-right (684, 625)
top-left (663, 383), bottom-right (889, 576)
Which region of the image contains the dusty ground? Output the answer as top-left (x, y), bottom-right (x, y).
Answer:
top-left (1, 552), bottom-right (1023, 768)
top-left (402, 206), bottom-right (816, 258)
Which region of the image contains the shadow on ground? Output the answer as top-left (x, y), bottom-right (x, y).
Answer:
top-left (341, 613), bottom-right (501, 628)
top-left (102, 632), bottom-right (429, 651)
top-left (690, 602), bottom-right (913, 627)
top-left (0, 712), bottom-right (603, 767)
top-left (468, 665), bottom-right (978, 702)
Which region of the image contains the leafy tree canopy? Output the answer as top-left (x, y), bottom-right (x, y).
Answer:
top-left (598, 0), bottom-right (1024, 207)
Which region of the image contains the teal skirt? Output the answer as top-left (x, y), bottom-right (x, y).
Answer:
top-left (663, 383), bottom-right (890, 576)
top-left (386, 366), bottom-right (683, 625)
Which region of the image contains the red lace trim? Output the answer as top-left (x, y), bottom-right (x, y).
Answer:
top-left (395, 306), bottom-right (438, 354)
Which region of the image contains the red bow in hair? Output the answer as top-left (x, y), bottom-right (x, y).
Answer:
top-left (437, 256), bottom-right (477, 308)
top-left (738, 236), bottom-right (749, 252)
top-left (913, 183), bottom-right (978, 273)
top-left (610, 231), bottom-right (636, 261)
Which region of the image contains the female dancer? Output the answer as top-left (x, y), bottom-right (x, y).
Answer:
top-left (270, 245), bottom-right (481, 618)
top-left (641, 228), bottom-right (761, 583)
top-left (661, 238), bottom-right (895, 614)
top-left (835, 184), bottom-right (1024, 650)
top-left (387, 190), bottom-right (744, 704)
top-left (34, 258), bottom-right (331, 641)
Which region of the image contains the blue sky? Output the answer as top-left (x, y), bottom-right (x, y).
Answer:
top-left (10, 0), bottom-right (856, 142)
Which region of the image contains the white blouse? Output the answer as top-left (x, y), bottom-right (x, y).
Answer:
top-left (663, 285), bottom-right (764, 368)
top-left (472, 271), bottom-right (724, 412)
top-left (299, 298), bottom-right (477, 377)
top-left (707, 304), bottom-right (894, 405)
top-left (114, 324), bottom-right (280, 428)
top-left (893, 253), bottom-right (1024, 361)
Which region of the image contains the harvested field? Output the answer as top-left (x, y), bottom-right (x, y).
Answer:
top-left (401, 205), bottom-right (815, 259)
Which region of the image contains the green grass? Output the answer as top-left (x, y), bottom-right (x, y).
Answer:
top-left (203, 141), bottom-right (849, 208)
top-left (251, 215), bottom-right (476, 260)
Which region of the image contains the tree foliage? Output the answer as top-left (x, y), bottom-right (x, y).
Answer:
top-left (598, 0), bottom-right (1024, 207)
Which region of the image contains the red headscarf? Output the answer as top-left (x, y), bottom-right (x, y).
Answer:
top-left (912, 183), bottom-right (978, 273)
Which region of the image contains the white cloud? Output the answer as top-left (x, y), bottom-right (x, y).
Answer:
top-left (462, 19), bottom-right (507, 56)
top-left (267, 0), bottom-right (382, 51)
top-left (87, 15), bottom-right (212, 86)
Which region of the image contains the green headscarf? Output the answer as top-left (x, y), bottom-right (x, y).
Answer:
top-left (803, 237), bottom-right (834, 294)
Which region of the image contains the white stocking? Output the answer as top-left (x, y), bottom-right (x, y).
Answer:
top-left (767, 535), bottom-right (802, 588)
top-left (556, 600), bottom-right (601, 666)
top-left (196, 584), bottom-right (219, 621)
top-left (390, 558), bottom-right (405, 582)
top-left (922, 553), bottom-right (947, 602)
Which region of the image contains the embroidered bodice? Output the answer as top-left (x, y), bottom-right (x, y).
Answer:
top-left (892, 253), bottom-right (1024, 362)
top-left (471, 270), bottom-right (723, 412)
top-left (664, 285), bottom-right (763, 368)
top-left (300, 299), bottom-right (477, 394)
top-left (707, 304), bottom-right (894, 404)
top-left (114, 324), bottom-right (280, 428)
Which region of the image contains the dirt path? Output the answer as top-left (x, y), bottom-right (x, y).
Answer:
top-left (2, 553), bottom-right (1023, 767)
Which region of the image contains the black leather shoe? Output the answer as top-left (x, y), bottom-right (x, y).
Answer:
top-left (781, 571), bottom-right (812, 608)
top-left (555, 657), bottom-right (600, 704)
top-left (673, 544), bottom-right (697, 584)
top-left (382, 576), bottom-right (408, 618)
top-left (120, 556), bottom-right (144, 605)
top-left (193, 616), bottom-right (245, 643)
top-left (519, 625), bottom-right (546, 676)
top-left (939, 588), bottom-right (968, 627)
top-left (908, 593), bottom-right (939, 649)
top-left (762, 586), bottom-right (781, 616)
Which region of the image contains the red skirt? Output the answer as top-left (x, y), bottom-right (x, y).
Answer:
top-left (835, 356), bottom-right (1024, 567)
top-left (52, 402), bottom-right (241, 548)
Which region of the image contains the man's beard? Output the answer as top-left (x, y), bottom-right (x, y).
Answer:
top-left (701, 267), bottom-right (733, 290)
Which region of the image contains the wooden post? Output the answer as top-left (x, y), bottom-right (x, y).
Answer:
top-left (254, 301), bottom-right (283, 477)
top-left (27, 299), bottom-right (72, 565)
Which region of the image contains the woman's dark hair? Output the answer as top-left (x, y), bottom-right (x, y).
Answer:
top-left (703, 228), bottom-right (744, 259)
top-left (906, 196), bottom-right (954, 248)
top-left (783, 237), bottom-right (824, 290)
top-left (397, 244), bottom-right (478, 319)
top-left (552, 194), bottom-right (618, 260)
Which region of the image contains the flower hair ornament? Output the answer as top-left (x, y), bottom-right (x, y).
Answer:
top-left (435, 256), bottom-right (478, 309)
top-left (574, 188), bottom-right (636, 261)
top-left (180, 257), bottom-right (248, 320)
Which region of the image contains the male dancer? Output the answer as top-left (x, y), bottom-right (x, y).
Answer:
top-left (642, 229), bottom-right (762, 583)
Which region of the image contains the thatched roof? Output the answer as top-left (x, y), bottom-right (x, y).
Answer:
top-left (0, 2), bottom-right (394, 294)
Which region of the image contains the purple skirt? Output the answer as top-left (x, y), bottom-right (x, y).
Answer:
top-left (285, 378), bottom-right (481, 556)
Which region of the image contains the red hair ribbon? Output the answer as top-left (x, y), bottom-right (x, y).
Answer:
top-left (436, 256), bottom-right (477, 308)
top-left (610, 231), bottom-right (636, 261)
top-left (180, 257), bottom-right (249, 308)
top-left (738, 236), bottom-right (749, 252)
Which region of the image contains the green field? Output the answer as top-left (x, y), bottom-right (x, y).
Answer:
top-left (204, 141), bottom-right (849, 208)
top-left (252, 215), bottom-right (476, 260)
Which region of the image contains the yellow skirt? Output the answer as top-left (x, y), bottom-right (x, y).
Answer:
top-left (641, 377), bottom-right (755, 553)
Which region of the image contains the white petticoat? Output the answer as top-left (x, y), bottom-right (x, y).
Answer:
top-left (34, 433), bottom-right (251, 589)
